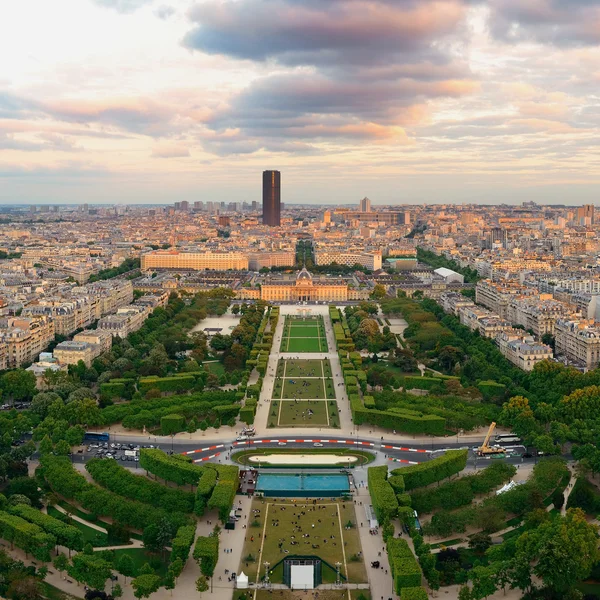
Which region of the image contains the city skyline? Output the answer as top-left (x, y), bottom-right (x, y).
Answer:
top-left (1, 0), bottom-right (599, 205)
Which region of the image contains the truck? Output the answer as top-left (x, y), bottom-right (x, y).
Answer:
top-left (124, 450), bottom-right (138, 458)
top-left (241, 427), bottom-right (256, 437)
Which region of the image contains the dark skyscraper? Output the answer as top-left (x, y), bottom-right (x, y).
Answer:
top-left (262, 170), bottom-right (281, 227)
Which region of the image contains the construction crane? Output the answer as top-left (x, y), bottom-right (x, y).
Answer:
top-left (477, 422), bottom-right (505, 456)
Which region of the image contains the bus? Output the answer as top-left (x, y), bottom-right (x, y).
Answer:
top-left (494, 434), bottom-right (522, 444)
top-left (84, 431), bottom-right (110, 442)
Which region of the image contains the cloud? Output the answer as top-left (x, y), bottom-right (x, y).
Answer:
top-left (92, 0), bottom-right (154, 14)
top-left (183, 0), bottom-right (468, 66)
top-left (489, 0), bottom-right (600, 45)
top-left (154, 5), bottom-right (175, 19)
top-left (151, 144), bottom-right (190, 158)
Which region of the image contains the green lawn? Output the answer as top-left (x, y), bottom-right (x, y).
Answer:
top-left (277, 400), bottom-right (331, 426)
top-left (239, 499), bottom-right (366, 584)
top-left (203, 361), bottom-right (225, 377)
top-left (280, 336), bottom-right (327, 352)
top-left (277, 358), bottom-right (332, 378)
top-left (47, 506), bottom-right (113, 547)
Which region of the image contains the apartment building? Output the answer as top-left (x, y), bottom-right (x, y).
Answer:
top-left (141, 250), bottom-right (249, 271)
top-left (313, 249), bottom-right (382, 271)
top-left (53, 341), bottom-right (95, 367)
top-left (247, 251), bottom-right (295, 271)
top-left (97, 306), bottom-right (149, 338)
top-left (475, 280), bottom-right (541, 319)
top-left (439, 292), bottom-right (475, 316)
top-left (73, 329), bottom-right (113, 355)
top-left (554, 318), bottom-right (600, 371)
top-left (505, 299), bottom-right (575, 338)
top-left (496, 331), bottom-right (553, 372)
top-left (459, 306), bottom-right (513, 338)
top-left (0, 316), bottom-right (55, 368)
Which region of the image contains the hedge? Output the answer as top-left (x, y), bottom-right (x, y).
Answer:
top-left (171, 525), bottom-right (196, 563)
top-left (403, 376), bottom-right (445, 391)
top-left (392, 450), bottom-right (467, 491)
top-left (0, 510), bottom-right (55, 562)
top-left (410, 462), bottom-right (516, 513)
top-left (363, 396), bottom-right (376, 409)
top-left (161, 414), bottom-right (186, 435)
top-left (100, 382), bottom-right (126, 402)
top-left (9, 503), bottom-right (83, 551)
top-left (368, 466), bottom-right (398, 523)
top-left (195, 469), bottom-right (218, 515)
top-left (194, 535), bottom-right (219, 577)
top-left (478, 380), bottom-right (507, 401)
top-left (351, 396), bottom-right (446, 435)
top-left (139, 448), bottom-right (203, 487)
top-left (41, 455), bottom-right (190, 532)
top-left (400, 587), bottom-right (428, 600)
top-left (388, 538), bottom-right (422, 593)
top-left (208, 481), bottom-right (237, 522)
top-left (86, 457), bottom-right (195, 513)
top-left (139, 376), bottom-right (196, 394)
top-left (388, 475), bottom-right (405, 494)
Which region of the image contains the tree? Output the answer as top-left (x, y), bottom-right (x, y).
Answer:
top-left (6, 576), bottom-right (40, 600)
top-left (31, 392), bottom-right (61, 419)
top-left (469, 566), bottom-right (497, 600)
top-left (55, 440), bottom-right (71, 456)
top-left (516, 508), bottom-right (599, 594)
top-left (143, 524), bottom-right (159, 552)
top-left (139, 563), bottom-right (154, 576)
top-left (53, 553), bottom-right (69, 576)
top-left (8, 494), bottom-right (32, 507)
top-left (469, 533), bottom-right (492, 555)
top-left (196, 575), bottom-right (209, 592)
top-left (132, 574), bottom-right (161, 599)
top-left (113, 583), bottom-right (123, 599)
top-left (1, 370), bottom-right (36, 404)
top-left (187, 419), bottom-right (197, 434)
top-left (458, 586), bottom-right (472, 600)
top-left (117, 553), bottom-right (135, 583)
top-left (370, 284), bottom-right (387, 300)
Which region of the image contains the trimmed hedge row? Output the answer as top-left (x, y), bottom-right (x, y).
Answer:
top-left (392, 450), bottom-right (467, 491)
top-left (208, 481), bottom-right (237, 522)
top-left (139, 376), bottom-right (196, 394)
top-left (350, 396), bottom-right (446, 435)
top-left (368, 466), bottom-right (398, 523)
top-left (171, 525), bottom-right (196, 563)
top-left (41, 455), bottom-right (190, 532)
top-left (195, 469), bottom-right (218, 516)
top-left (194, 535), bottom-right (219, 577)
top-left (9, 503), bottom-right (83, 551)
top-left (0, 510), bottom-right (55, 562)
top-left (409, 462), bottom-right (516, 513)
top-left (400, 587), bottom-right (428, 600)
top-left (139, 448), bottom-right (203, 486)
top-left (86, 457), bottom-right (195, 513)
top-left (388, 538), bottom-right (422, 593)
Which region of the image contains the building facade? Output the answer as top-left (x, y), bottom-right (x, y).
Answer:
top-left (141, 251), bottom-right (249, 272)
top-left (262, 170), bottom-right (281, 227)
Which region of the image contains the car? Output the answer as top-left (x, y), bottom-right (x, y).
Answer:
top-left (278, 442), bottom-right (287, 446)
top-left (313, 443), bottom-right (324, 447)
top-left (77, 449), bottom-right (84, 453)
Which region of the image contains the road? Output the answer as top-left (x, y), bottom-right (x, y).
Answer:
top-left (76, 432), bottom-right (536, 471)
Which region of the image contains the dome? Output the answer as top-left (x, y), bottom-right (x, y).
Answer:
top-left (296, 267), bottom-right (313, 281)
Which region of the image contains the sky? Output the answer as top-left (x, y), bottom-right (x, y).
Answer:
top-left (0, 0), bottom-right (599, 205)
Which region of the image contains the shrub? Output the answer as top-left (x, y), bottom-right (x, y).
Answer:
top-left (368, 466), bottom-right (398, 523)
top-left (194, 535), bottom-right (219, 577)
top-left (171, 525), bottom-right (196, 563)
top-left (392, 450), bottom-right (467, 491)
top-left (388, 538), bottom-right (422, 593)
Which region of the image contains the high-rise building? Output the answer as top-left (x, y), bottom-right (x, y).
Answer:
top-left (359, 197), bottom-right (371, 212)
top-left (181, 201), bottom-right (189, 212)
top-left (577, 204), bottom-right (594, 225)
top-left (262, 170), bottom-right (281, 227)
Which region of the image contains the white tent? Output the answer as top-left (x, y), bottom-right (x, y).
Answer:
top-left (237, 572), bottom-right (248, 589)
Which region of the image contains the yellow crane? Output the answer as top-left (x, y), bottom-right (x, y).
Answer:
top-left (477, 422), bottom-right (505, 456)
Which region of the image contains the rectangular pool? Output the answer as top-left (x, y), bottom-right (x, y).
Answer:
top-left (256, 473), bottom-right (350, 497)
